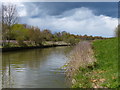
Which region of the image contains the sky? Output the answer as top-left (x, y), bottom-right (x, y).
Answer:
top-left (3, 2), bottom-right (119, 37)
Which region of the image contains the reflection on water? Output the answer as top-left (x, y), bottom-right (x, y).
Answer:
top-left (2, 46), bottom-right (72, 88)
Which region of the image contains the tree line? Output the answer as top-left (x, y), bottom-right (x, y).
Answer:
top-left (2, 23), bottom-right (81, 47)
top-left (2, 23), bottom-right (106, 47)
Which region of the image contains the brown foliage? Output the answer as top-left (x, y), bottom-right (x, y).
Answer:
top-left (66, 41), bottom-right (96, 80)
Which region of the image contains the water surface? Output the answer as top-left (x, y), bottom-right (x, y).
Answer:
top-left (2, 46), bottom-right (72, 88)
top-left (0, 53), bottom-right (2, 89)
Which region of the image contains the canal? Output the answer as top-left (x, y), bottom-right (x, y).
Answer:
top-left (2, 46), bottom-right (72, 88)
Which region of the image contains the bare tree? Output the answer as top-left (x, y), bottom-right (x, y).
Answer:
top-left (0, 3), bottom-right (2, 47)
top-left (2, 3), bottom-right (18, 47)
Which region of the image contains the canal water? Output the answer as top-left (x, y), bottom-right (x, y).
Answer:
top-left (0, 53), bottom-right (2, 90)
top-left (2, 46), bottom-right (72, 88)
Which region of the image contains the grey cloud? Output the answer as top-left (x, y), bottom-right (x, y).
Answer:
top-left (21, 2), bottom-right (117, 18)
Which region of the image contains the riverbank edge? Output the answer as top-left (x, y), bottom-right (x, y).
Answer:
top-left (66, 41), bottom-right (96, 88)
top-left (66, 38), bottom-right (118, 88)
top-left (1, 44), bottom-right (70, 52)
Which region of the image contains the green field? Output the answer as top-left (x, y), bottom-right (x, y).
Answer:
top-left (72, 38), bottom-right (119, 88)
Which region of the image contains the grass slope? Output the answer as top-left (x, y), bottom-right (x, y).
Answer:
top-left (72, 38), bottom-right (119, 88)
top-left (92, 38), bottom-right (118, 88)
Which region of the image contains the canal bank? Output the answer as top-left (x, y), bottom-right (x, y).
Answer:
top-left (2, 44), bottom-right (70, 52)
top-left (66, 39), bottom-right (118, 88)
top-left (66, 41), bottom-right (96, 88)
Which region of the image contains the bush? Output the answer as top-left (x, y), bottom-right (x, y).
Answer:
top-left (65, 36), bottom-right (80, 45)
top-left (17, 40), bottom-right (27, 47)
top-left (16, 37), bottom-right (27, 47)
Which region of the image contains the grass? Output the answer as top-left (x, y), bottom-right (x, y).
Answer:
top-left (68, 38), bottom-right (119, 88)
top-left (91, 38), bottom-right (119, 88)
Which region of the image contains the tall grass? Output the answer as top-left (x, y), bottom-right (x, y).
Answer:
top-left (66, 41), bottom-right (96, 87)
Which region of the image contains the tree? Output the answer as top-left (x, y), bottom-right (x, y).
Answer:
top-left (0, 6), bottom-right (2, 47)
top-left (65, 36), bottom-right (80, 45)
top-left (53, 32), bottom-right (62, 41)
top-left (28, 26), bottom-right (44, 46)
top-left (42, 29), bottom-right (52, 41)
top-left (11, 24), bottom-right (29, 46)
top-left (115, 25), bottom-right (120, 37)
top-left (2, 3), bottom-right (18, 47)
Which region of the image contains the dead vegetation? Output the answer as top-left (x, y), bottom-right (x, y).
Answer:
top-left (66, 41), bottom-right (96, 86)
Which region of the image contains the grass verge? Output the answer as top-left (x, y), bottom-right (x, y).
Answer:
top-left (91, 38), bottom-right (118, 88)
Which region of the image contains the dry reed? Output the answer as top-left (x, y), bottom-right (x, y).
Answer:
top-left (66, 41), bottom-right (96, 84)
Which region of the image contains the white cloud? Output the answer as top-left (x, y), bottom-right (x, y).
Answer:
top-left (22, 7), bottom-right (117, 37)
top-left (17, 4), bottom-right (27, 17)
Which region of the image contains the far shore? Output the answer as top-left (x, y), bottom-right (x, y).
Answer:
top-left (1, 43), bottom-right (70, 52)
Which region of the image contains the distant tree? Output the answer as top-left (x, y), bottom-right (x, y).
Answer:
top-left (61, 31), bottom-right (67, 35)
top-left (62, 32), bottom-right (71, 41)
top-left (42, 29), bottom-right (52, 41)
top-left (65, 36), bottom-right (80, 45)
top-left (28, 26), bottom-right (44, 46)
top-left (53, 32), bottom-right (62, 41)
top-left (2, 3), bottom-right (18, 47)
top-left (52, 35), bottom-right (59, 41)
top-left (11, 24), bottom-right (29, 46)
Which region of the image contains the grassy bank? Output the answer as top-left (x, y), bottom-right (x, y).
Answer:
top-left (91, 38), bottom-right (118, 88)
top-left (67, 38), bottom-right (119, 88)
